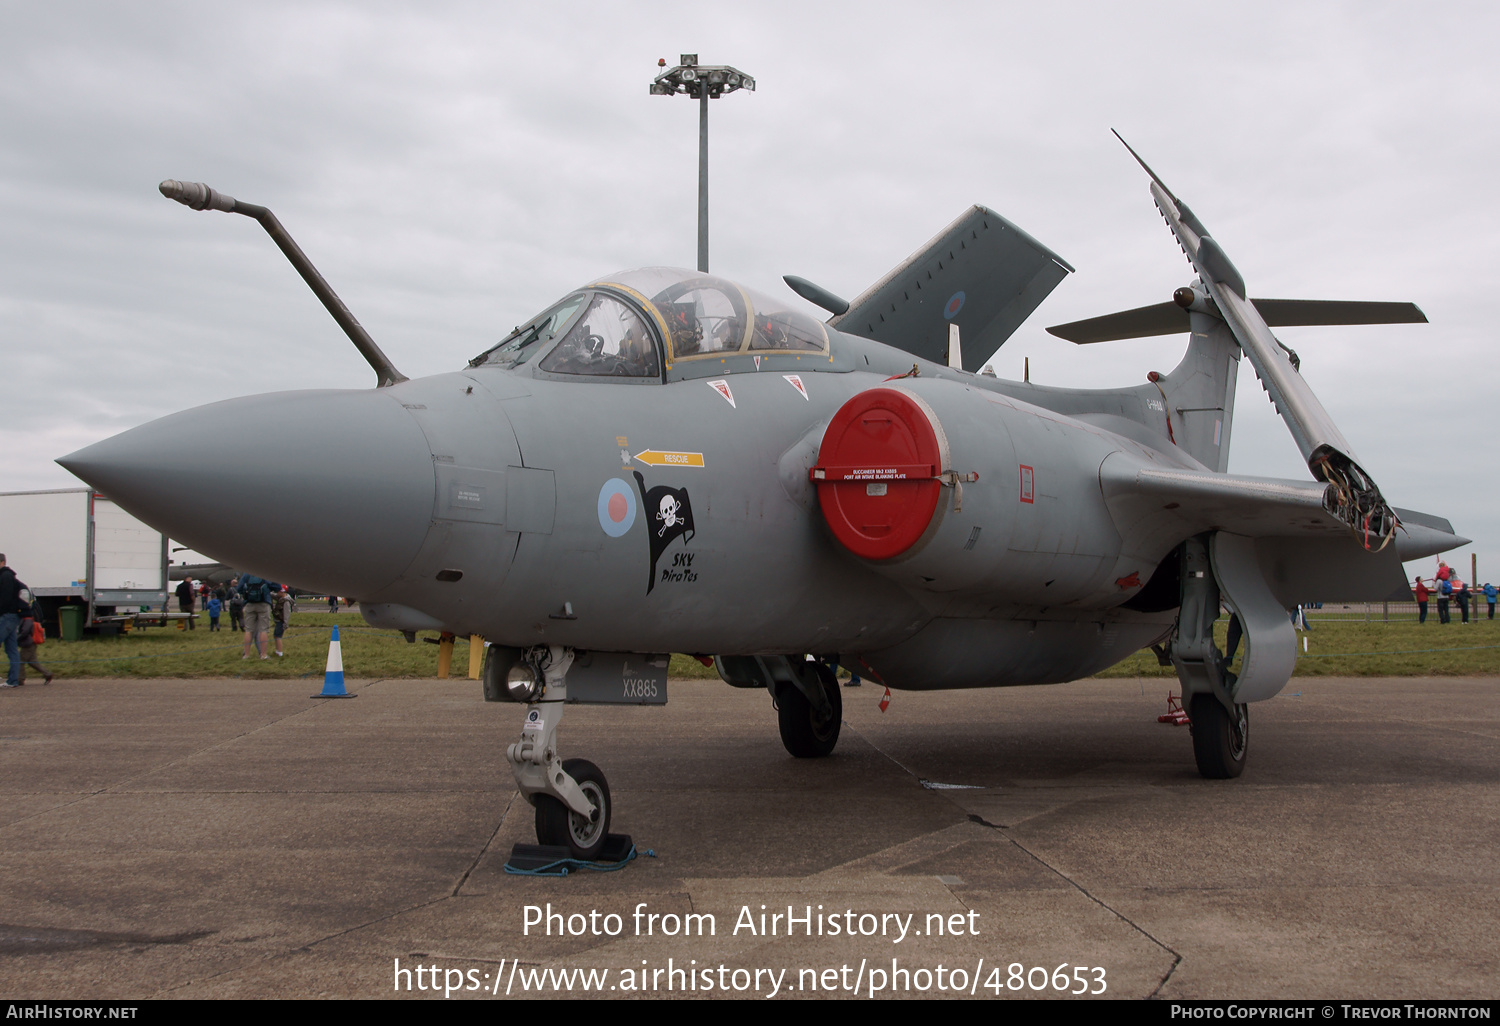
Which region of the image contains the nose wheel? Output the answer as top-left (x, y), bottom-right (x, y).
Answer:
top-left (534, 758), bottom-right (612, 860)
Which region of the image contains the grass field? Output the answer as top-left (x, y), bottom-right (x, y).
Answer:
top-left (18, 611), bottom-right (1500, 682)
top-left (1096, 616), bottom-right (1500, 677)
top-left (26, 613), bottom-right (727, 682)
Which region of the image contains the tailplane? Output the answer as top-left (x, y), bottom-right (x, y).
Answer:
top-left (1047, 296), bottom-right (1426, 345)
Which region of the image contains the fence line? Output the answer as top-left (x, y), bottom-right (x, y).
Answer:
top-left (1299, 599), bottom-right (1497, 622)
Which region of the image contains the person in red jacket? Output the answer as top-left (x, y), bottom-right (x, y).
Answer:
top-left (1414, 576), bottom-right (1431, 624)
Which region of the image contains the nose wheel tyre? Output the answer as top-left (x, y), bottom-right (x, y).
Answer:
top-left (534, 758), bottom-right (611, 860)
top-left (777, 662), bottom-right (842, 758)
top-left (1189, 694), bottom-right (1248, 779)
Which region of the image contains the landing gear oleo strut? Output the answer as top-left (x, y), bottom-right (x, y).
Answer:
top-left (503, 645), bottom-right (612, 860)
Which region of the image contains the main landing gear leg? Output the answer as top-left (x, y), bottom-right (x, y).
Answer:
top-left (505, 645), bottom-right (612, 859)
top-left (1169, 535), bottom-right (1250, 779)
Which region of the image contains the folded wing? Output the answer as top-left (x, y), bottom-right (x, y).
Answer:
top-left (829, 205), bottom-right (1073, 372)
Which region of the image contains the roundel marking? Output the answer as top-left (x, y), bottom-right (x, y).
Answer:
top-left (598, 478), bottom-right (637, 537)
top-left (944, 291), bottom-right (966, 319)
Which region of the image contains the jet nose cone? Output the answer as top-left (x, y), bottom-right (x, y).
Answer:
top-left (59, 389), bottom-right (434, 596)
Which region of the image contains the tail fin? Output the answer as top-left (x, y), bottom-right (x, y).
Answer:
top-left (1152, 312), bottom-right (1241, 473)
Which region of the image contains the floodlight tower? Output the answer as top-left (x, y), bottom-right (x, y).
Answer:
top-left (651, 54), bottom-right (755, 273)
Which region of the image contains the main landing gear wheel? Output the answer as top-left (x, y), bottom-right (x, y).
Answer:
top-left (534, 758), bottom-right (611, 860)
top-left (1190, 694), bottom-right (1248, 779)
top-left (777, 662), bottom-right (842, 758)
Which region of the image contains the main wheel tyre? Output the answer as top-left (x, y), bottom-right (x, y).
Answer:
top-left (777, 662), bottom-right (842, 758)
top-left (1189, 694), bottom-right (1248, 779)
top-left (534, 758), bottom-right (611, 860)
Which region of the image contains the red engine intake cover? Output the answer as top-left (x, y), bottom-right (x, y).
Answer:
top-left (812, 388), bottom-right (947, 561)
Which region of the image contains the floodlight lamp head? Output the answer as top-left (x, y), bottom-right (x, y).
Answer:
top-left (650, 59), bottom-right (754, 98)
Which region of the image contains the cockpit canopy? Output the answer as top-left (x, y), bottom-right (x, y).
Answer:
top-left (471, 267), bottom-right (830, 379)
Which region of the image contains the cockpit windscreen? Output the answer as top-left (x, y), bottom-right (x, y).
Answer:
top-left (470, 293), bottom-right (587, 369)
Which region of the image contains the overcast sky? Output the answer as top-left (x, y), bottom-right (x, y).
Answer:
top-left (3, 1), bottom-right (1495, 584)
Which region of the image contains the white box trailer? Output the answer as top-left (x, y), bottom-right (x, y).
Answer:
top-left (0, 488), bottom-right (168, 631)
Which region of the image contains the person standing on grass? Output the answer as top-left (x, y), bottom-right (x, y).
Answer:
top-left (1437, 575), bottom-right (1452, 624)
top-left (1485, 582), bottom-right (1497, 621)
top-left (207, 593), bottom-right (222, 632)
top-left (229, 577), bottom-right (245, 634)
top-left (272, 587), bottom-right (294, 657)
top-left (175, 576), bottom-right (196, 630)
top-left (1414, 576), bottom-right (1431, 624)
top-left (239, 574), bottom-right (276, 660)
top-left (1455, 577), bottom-right (1471, 624)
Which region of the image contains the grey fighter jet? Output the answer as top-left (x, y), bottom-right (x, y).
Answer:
top-left (59, 145), bottom-right (1464, 859)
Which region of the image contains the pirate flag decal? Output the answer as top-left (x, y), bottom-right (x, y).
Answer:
top-left (633, 471), bottom-right (695, 593)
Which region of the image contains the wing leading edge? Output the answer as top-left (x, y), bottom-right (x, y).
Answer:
top-left (1100, 454), bottom-right (1469, 605)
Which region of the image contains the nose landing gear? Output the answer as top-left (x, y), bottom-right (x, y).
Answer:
top-left (504, 645), bottom-right (613, 860)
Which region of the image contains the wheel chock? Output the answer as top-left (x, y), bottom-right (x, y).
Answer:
top-left (504, 834), bottom-right (638, 876)
top-left (1158, 692), bottom-right (1190, 726)
top-left (505, 843), bottom-right (573, 872)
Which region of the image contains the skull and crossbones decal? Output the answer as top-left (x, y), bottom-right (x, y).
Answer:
top-left (656, 495), bottom-right (683, 536)
top-left (631, 471), bottom-right (695, 594)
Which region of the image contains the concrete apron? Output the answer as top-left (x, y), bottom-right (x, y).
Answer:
top-left (0, 676), bottom-right (1494, 999)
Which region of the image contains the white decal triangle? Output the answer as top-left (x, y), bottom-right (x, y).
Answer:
top-left (708, 379), bottom-right (736, 408)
